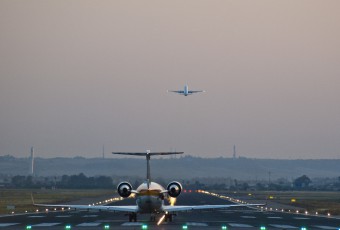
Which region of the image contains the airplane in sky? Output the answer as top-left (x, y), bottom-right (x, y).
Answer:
top-left (168, 84), bottom-right (205, 96)
top-left (34, 151), bottom-right (264, 224)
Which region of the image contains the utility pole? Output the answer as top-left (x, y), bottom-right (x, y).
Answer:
top-left (30, 147), bottom-right (34, 175)
top-left (233, 145), bottom-right (236, 159)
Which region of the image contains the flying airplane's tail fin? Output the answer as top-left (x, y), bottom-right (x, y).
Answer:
top-left (112, 151), bottom-right (184, 188)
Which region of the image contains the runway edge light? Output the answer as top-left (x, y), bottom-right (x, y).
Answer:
top-left (222, 225), bottom-right (227, 230)
top-left (104, 224), bottom-right (110, 229)
top-left (65, 224), bottom-right (71, 229)
top-left (141, 224), bottom-right (148, 230)
top-left (182, 225), bottom-right (188, 229)
top-left (260, 226), bottom-right (266, 230)
top-left (301, 227), bottom-right (307, 230)
top-left (26, 225), bottom-right (32, 230)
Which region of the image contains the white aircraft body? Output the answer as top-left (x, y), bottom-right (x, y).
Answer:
top-left (168, 84), bottom-right (204, 96)
top-left (34, 151), bottom-right (264, 223)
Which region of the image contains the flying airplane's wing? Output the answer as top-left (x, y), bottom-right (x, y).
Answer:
top-left (163, 203), bottom-right (264, 212)
top-left (188, 90), bottom-right (204, 94)
top-left (167, 90), bottom-right (185, 94)
top-left (34, 203), bottom-right (138, 212)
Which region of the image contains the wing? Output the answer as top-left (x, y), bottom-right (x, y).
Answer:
top-left (34, 203), bottom-right (138, 212)
top-left (188, 90), bottom-right (204, 94)
top-left (167, 90), bottom-right (185, 94)
top-left (163, 203), bottom-right (264, 212)
top-left (31, 192), bottom-right (138, 212)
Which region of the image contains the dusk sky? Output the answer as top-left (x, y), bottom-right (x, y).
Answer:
top-left (1, 1), bottom-right (339, 159)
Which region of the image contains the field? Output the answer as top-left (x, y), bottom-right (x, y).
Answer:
top-left (0, 189), bottom-right (115, 215)
top-left (221, 191), bottom-right (340, 216)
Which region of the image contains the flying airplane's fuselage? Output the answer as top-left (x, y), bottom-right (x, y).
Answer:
top-left (184, 84), bottom-right (189, 96)
top-left (135, 182), bottom-right (164, 213)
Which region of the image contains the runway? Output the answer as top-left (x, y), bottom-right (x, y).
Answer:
top-left (0, 191), bottom-right (339, 229)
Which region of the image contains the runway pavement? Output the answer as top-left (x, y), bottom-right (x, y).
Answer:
top-left (0, 191), bottom-right (339, 230)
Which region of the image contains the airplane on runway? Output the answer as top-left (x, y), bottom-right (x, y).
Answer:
top-left (34, 151), bottom-right (264, 224)
top-left (168, 84), bottom-right (205, 96)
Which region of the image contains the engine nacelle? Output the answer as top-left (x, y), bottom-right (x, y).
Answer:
top-left (117, 182), bottom-right (133, 198)
top-left (167, 181), bottom-right (182, 198)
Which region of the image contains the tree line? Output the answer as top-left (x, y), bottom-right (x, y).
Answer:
top-left (10, 173), bottom-right (113, 189)
top-left (5, 174), bottom-right (340, 191)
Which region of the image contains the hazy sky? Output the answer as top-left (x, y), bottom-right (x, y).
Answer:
top-left (1, 1), bottom-right (340, 159)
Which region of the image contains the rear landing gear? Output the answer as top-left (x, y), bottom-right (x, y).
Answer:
top-left (150, 214), bottom-right (156, 222)
top-left (128, 213), bottom-right (137, 222)
top-left (164, 213), bottom-right (174, 222)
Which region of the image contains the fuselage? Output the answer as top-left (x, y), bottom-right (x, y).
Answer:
top-left (135, 182), bottom-right (165, 213)
top-left (184, 84), bottom-right (189, 96)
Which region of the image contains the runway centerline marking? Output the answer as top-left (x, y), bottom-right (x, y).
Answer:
top-left (267, 216), bottom-right (283, 219)
top-left (77, 222), bottom-right (101, 227)
top-left (32, 223), bottom-right (60, 227)
top-left (241, 216), bottom-right (256, 219)
top-left (270, 224), bottom-right (298, 229)
top-left (313, 226), bottom-right (339, 230)
top-left (293, 217), bottom-right (310, 220)
top-left (122, 222), bottom-right (143, 226)
top-left (228, 223), bottom-right (253, 227)
top-left (0, 223), bottom-right (19, 227)
top-left (186, 222), bottom-right (208, 226)
top-left (82, 215), bottom-right (98, 217)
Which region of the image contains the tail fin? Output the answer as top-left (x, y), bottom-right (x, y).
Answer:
top-left (112, 151), bottom-right (184, 188)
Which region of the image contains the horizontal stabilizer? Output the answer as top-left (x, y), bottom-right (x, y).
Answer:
top-left (112, 151), bottom-right (184, 188)
top-left (112, 152), bottom-right (184, 156)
